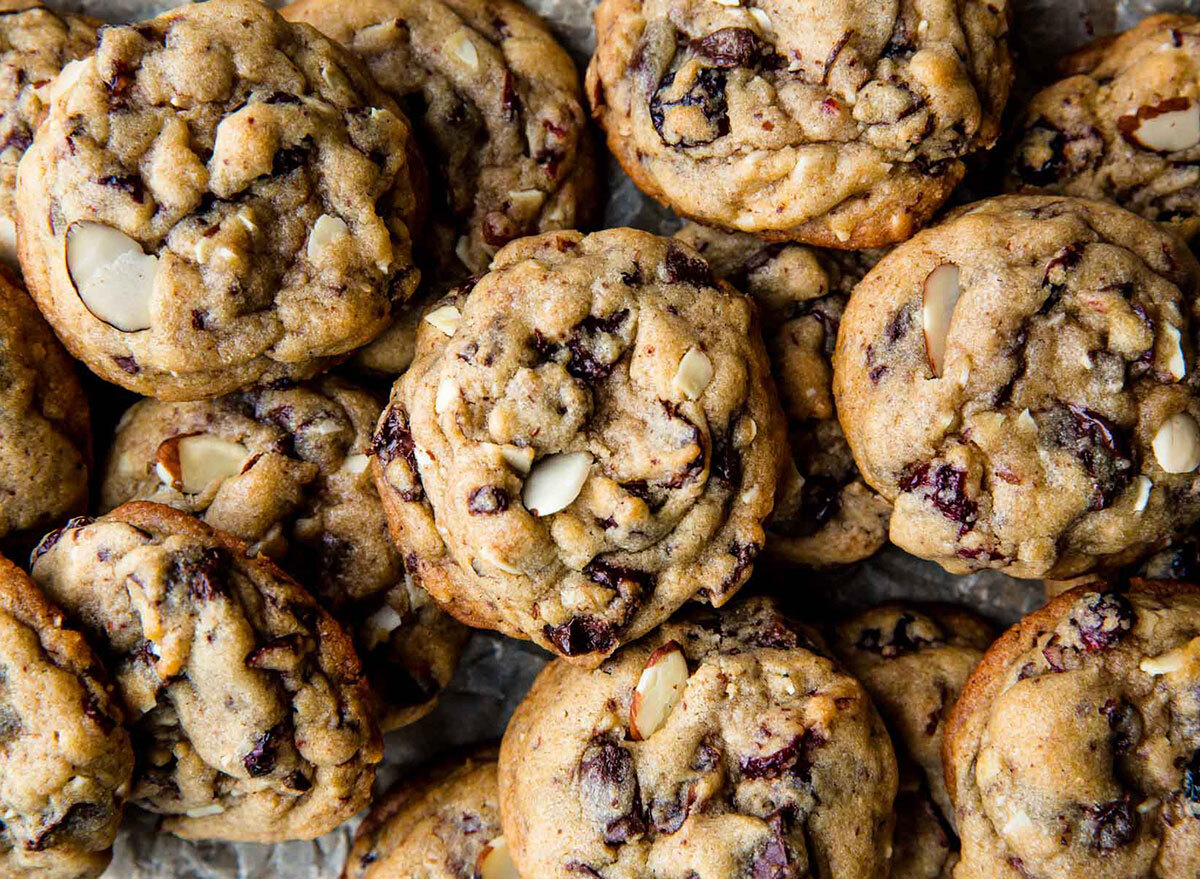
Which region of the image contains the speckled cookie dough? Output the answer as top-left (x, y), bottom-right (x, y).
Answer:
top-left (282, 0), bottom-right (595, 285)
top-left (1007, 14), bottom-right (1200, 234)
top-left (343, 748), bottom-right (512, 879)
top-left (98, 377), bottom-right (467, 731)
top-left (945, 581), bottom-right (1200, 879)
top-left (29, 503), bottom-right (382, 843)
top-left (586, 0), bottom-right (1012, 248)
top-left (15, 0), bottom-right (424, 400)
top-left (0, 0), bottom-right (98, 265)
top-left (0, 267), bottom-right (89, 557)
top-left (498, 596), bottom-right (898, 879)
top-left (675, 223), bottom-right (890, 567)
top-left (372, 228), bottom-right (787, 665)
top-left (829, 603), bottom-right (993, 827)
top-left (0, 553), bottom-right (132, 879)
top-left (834, 195), bottom-right (1200, 578)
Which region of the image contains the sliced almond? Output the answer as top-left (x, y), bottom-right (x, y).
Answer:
top-left (1017, 409), bottom-right (1037, 434)
top-left (424, 304), bottom-right (462, 337)
top-left (340, 453), bottom-right (371, 475)
top-left (435, 377), bottom-right (459, 414)
top-left (66, 221), bottom-right (158, 332)
top-left (501, 444), bottom-right (535, 474)
top-left (1164, 324), bottom-right (1187, 381)
top-left (522, 451), bottom-right (592, 516)
top-left (1153, 412), bottom-right (1200, 473)
top-left (629, 640), bottom-right (689, 741)
top-left (448, 29), bottom-right (479, 70)
top-left (1131, 475), bottom-right (1153, 513)
top-left (672, 347), bottom-right (714, 399)
top-left (507, 189), bottom-right (546, 212)
top-left (748, 7), bottom-right (772, 32)
top-left (1118, 98), bottom-right (1200, 153)
top-left (1138, 638), bottom-right (1197, 675)
top-left (363, 604), bottom-right (403, 649)
top-left (156, 434), bottom-right (249, 494)
top-left (921, 263), bottom-right (960, 378)
top-left (306, 214), bottom-right (348, 262)
top-left (185, 804), bottom-right (226, 819)
top-left (477, 836), bottom-right (519, 879)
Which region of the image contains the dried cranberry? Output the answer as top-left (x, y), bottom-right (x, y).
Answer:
top-left (112, 355), bottom-right (140, 374)
top-left (565, 310), bottom-right (630, 382)
top-left (29, 516), bottom-right (94, 564)
top-left (690, 27), bottom-right (772, 68)
top-left (648, 796), bottom-right (686, 834)
top-left (543, 616), bottom-right (616, 656)
top-left (467, 486), bottom-right (510, 515)
top-left (720, 540), bottom-right (760, 592)
top-left (372, 407), bottom-right (418, 470)
top-left (243, 725), bottom-right (281, 778)
top-left (739, 729), bottom-right (826, 782)
top-left (691, 739), bottom-right (722, 772)
top-left (1072, 592), bottom-right (1134, 652)
top-left (81, 691), bottom-right (116, 734)
top-left (664, 244), bottom-right (715, 287)
top-left (1041, 405), bottom-right (1134, 510)
top-left (749, 812), bottom-right (800, 879)
top-left (171, 547), bottom-right (226, 601)
top-left (898, 463), bottom-right (977, 533)
top-left (1084, 795), bottom-right (1136, 851)
top-left (711, 432), bottom-right (741, 486)
top-left (650, 67), bottom-right (730, 148)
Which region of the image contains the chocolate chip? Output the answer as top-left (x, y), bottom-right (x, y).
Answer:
top-left (171, 547), bottom-right (226, 602)
top-left (468, 486), bottom-right (510, 515)
top-left (1100, 698), bottom-right (1142, 756)
top-left (749, 812), bottom-right (800, 879)
top-left (854, 613), bottom-right (940, 657)
top-left (711, 432), bottom-right (742, 486)
top-left (650, 67), bottom-right (730, 148)
top-left (690, 27), bottom-right (772, 68)
top-left (739, 729), bottom-right (825, 782)
top-left (29, 516), bottom-right (94, 564)
top-left (272, 136), bottom-right (314, 176)
top-left (583, 558), bottom-right (652, 602)
top-left (372, 408), bottom-right (422, 499)
top-left (1084, 795), bottom-right (1136, 851)
top-left (579, 737), bottom-right (641, 832)
top-left (720, 540), bottom-right (760, 592)
top-left (98, 174), bottom-right (146, 203)
top-left (664, 243), bottom-right (715, 287)
top-left (1182, 750), bottom-right (1200, 811)
top-left (543, 615), bottom-right (616, 656)
top-left (565, 309), bottom-right (631, 382)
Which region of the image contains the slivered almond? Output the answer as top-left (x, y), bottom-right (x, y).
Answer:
top-left (922, 263), bottom-right (960, 378)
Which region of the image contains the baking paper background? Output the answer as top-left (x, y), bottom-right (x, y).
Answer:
top-left (38, 0), bottom-right (1198, 874)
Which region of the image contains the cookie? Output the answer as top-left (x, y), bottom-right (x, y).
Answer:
top-left (0, 0), bottom-right (98, 264)
top-left (29, 502), bottom-right (382, 842)
top-left (15, 0), bottom-right (424, 401)
top-left (498, 596), bottom-right (898, 879)
top-left (344, 748), bottom-right (514, 879)
top-left (0, 267), bottom-right (89, 556)
top-left (944, 580), bottom-right (1200, 879)
top-left (829, 603), bottom-right (993, 828)
top-left (282, 0), bottom-right (595, 286)
top-left (586, 0), bottom-right (1012, 248)
top-left (1006, 14), bottom-right (1200, 235)
top-left (675, 223), bottom-right (890, 567)
top-left (372, 228), bottom-right (787, 664)
top-left (890, 779), bottom-right (958, 879)
top-left (0, 553), bottom-right (132, 879)
top-left (98, 377), bottom-right (467, 731)
top-left (834, 195), bottom-right (1200, 578)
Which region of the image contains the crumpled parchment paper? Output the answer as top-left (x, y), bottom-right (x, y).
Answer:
top-left (39, 0), bottom-right (1191, 874)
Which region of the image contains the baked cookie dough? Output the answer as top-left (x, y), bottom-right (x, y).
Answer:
top-left (675, 223), bottom-right (890, 567)
top-left (29, 503), bottom-right (382, 842)
top-left (498, 596), bottom-right (898, 879)
top-left (829, 603), bottom-right (992, 830)
top-left (1007, 14), bottom-right (1200, 233)
top-left (344, 748), bottom-right (514, 879)
top-left (0, 267), bottom-right (89, 556)
top-left (586, 0), bottom-right (1012, 248)
top-left (0, 0), bottom-right (98, 265)
top-left (0, 553), bottom-right (132, 879)
top-left (282, 0), bottom-right (595, 285)
top-left (15, 0), bottom-right (424, 400)
top-left (944, 580), bottom-right (1200, 879)
top-left (373, 228), bottom-right (786, 664)
top-left (834, 195), bottom-right (1200, 578)
top-left (99, 377), bottom-right (467, 731)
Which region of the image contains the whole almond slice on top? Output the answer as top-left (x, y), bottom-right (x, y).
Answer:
top-left (922, 263), bottom-right (960, 378)
top-left (1153, 412), bottom-right (1200, 474)
top-left (156, 433), bottom-right (249, 494)
top-left (477, 836), bottom-right (519, 879)
top-left (629, 640), bottom-right (689, 741)
top-left (522, 451), bottom-right (592, 516)
top-left (1118, 98), bottom-right (1200, 153)
top-left (66, 221), bottom-right (159, 332)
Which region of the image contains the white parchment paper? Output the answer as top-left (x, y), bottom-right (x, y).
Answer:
top-left (42, 0), bottom-right (1197, 874)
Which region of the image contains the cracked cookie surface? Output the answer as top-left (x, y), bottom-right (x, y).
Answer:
top-left (29, 502), bottom-right (381, 842)
top-left (1006, 14), bottom-right (1200, 234)
top-left (0, 267), bottom-right (89, 557)
top-left (830, 602), bottom-right (993, 879)
top-left (586, 0), bottom-right (1011, 248)
top-left (676, 223), bottom-right (890, 567)
top-left (98, 377), bottom-right (467, 732)
top-left (0, 0), bottom-right (98, 264)
top-left (944, 580), bottom-right (1200, 879)
top-left (15, 0), bottom-right (423, 400)
top-left (498, 596), bottom-right (898, 879)
top-left (834, 195), bottom-right (1200, 578)
top-left (344, 748), bottom-right (506, 879)
top-left (0, 553), bottom-right (132, 879)
top-left (372, 228), bottom-right (786, 664)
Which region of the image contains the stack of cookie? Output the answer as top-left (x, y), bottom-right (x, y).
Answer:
top-left (1, 0), bottom-right (1200, 876)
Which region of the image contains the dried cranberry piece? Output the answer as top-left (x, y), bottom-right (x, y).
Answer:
top-left (739, 729), bottom-right (826, 782)
top-left (1072, 592), bottom-right (1134, 653)
top-left (691, 739), bottom-right (722, 772)
top-left (711, 432), bottom-right (742, 486)
top-left (373, 407), bottom-right (419, 469)
top-left (500, 70), bottom-right (521, 121)
top-left (749, 812), bottom-right (801, 879)
top-left (690, 27), bottom-right (772, 68)
top-left (468, 486), bottom-right (510, 515)
top-left (81, 691), bottom-right (116, 734)
top-left (1040, 405), bottom-right (1133, 510)
top-left (648, 796), bottom-right (686, 834)
top-left (1084, 795), bottom-right (1136, 851)
top-left (720, 540), bottom-right (760, 592)
top-left (565, 309), bottom-right (630, 382)
top-left (543, 616), bottom-right (616, 656)
top-left (112, 355), bottom-right (140, 374)
top-left (663, 244), bottom-right (715, 287)
top-left (899, 463), bottom-right (978, 533)
top-left (106, 59), bottom-right (135, 102)
top-left (171, 547), bottom-right (226, 601)
top-left (1100, 698), bottom-right (1142, 755)
top-left (650, 67), bottom-right (730, 148)
top-left (243, 725), bottom-right (282, 778)
top-left (29, 516), bottom-right (95, 564)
